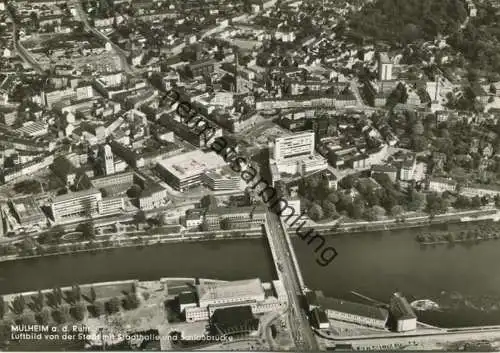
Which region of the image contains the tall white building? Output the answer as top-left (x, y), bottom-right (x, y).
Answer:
top-left (378, 52), bottom-right (393, 81)
top-left (102, 144), bottom-right (115, 176)
top-left (271, 132), bottom-right (315, 164)
top-left (269, 132), bottom-right (326, 177)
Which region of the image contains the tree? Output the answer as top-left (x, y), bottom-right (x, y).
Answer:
top-left (91, 301), bottom-right (105, 317)
top-left (89, 286), bottom-right (97, 303)
top-left (308, 203), bottom-right (324, 221)
top-left (29, 12), bottom-right (39, 29)
top-left (72, 302), bottom-right (87, 321)
top-left (471, 196), bottom-right (482, 208)
top-left (19, 312), bottom-right (36, 325)
top-left (327, 192), bottom-right (339, 204)
top-left (339, 175), bottom-right (356, 189)
top-left (348, 198), bottom-right (365, 219)
top-left (12, 295), bottom-right (26, 315)
top-left (220, 218), bottom-right (230, 230)
top-left (69, 285), bottom-right (82, 304)
top-left (322, 200), bottom-right (337, 218)
top-left (387, 83), bottom-right (408, 107)
top-left (0, 321), bottom-right (11, 345)
top-left (123, 293), bottom-right (140, 310)
top-left (133, 211), bottom-right (147, 226)
top-left (106, 297), bottom-right (121, 314)
top-left (0, 296), bottom-right (4, 319)
top-left (37, 307), bottom-right (51, 325)
top-left (77, 222), bottom-right (95, 240)
top-left (127, 184), bottom-right (142, 198)
top-left (426, 192), bottom-right (447, 214)
top-left (365, 205), bottom-right (386, 221)
top-left (20, 237), bottom-right (36, 256)
top-left (31, 290), bottom-right (45, 313)
top-left (51, 288), bottom-right (63, 307)
top-left (412, 120), bottom-right (425, 135)
top-left (381, 192), bottom-right (397, 211)
top-left (53, 304), bottom-right (70, 324)
top-left (391, 205), bottom-right (405, 218)
top-left (454, 195), bottom-right (471, 209)
top-left (46, 224), bottom-right (65, 242)
top-left (408, 190), bottom-right (425, 211)
top-left (445, 232), bottom-right (456, 243)
top-left (200, 195), bottom-right (218, 209)
top-left (411, 136), bottom-right (428, 152)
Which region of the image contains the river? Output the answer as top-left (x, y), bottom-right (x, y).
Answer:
top-left (1, 228), bottom-right (500, 328)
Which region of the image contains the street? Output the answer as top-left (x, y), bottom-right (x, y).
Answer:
top-left (6, 3), bottom-right (44, 73)
top-left (265, 210), bottom-right (319, 351)
top-left (72, 0), bottom-right (135, 75)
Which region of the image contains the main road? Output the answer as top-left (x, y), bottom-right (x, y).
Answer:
top-left (6, 3), bottom-right (44, 73)
top-left (265, 210), bottom-right (319, 351)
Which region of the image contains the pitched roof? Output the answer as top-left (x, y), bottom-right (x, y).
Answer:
top-left (318, 296), bottom-right (389, 321)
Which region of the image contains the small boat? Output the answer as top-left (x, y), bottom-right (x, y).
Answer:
top-left (410, 299), bottom-right (440, 311)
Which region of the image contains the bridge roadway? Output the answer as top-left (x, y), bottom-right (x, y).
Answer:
top-left (264, 210), bottom-right (319, 351)
top-left (317, 324), bottom-right (500, 350)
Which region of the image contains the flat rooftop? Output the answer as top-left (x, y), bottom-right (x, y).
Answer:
top-left (10, 196), bottom-right (44, 220)
top-left (157, 150), bottom-right (227, 180)
top-left (197, 278), bottom-right (264, 303)
top-left (51, 188), bottom-right (101, 204)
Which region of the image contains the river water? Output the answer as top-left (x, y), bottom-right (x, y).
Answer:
top-left (1, 228), bottom-right (500, 328)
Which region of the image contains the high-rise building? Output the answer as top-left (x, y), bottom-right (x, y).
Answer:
top-left (102, 144), bottom-right (115, 176)
top-left (271, 132), bottom-right (315, 163)
top-left (378, 52), bottom-right (393, 81)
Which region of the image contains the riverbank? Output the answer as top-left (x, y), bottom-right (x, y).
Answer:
top-left (0, 229), bottom-right (263, 263)
top-left (0, 277), bottom-right (231, 351)
top-left (416, 220), bottom-right (500, 246)
top-left (3, 207), bottom-right (498, 263)
top-left (3, 231), bottom-right (500, 328)
top-left (294, 208), bottom-right (499, 236)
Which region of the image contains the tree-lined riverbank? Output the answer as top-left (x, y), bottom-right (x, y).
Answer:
top-left (416, 220), bottom-right (500, 245)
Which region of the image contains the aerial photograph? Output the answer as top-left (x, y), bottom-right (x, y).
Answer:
top-left (2, 0), bottom-right (500, 351)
